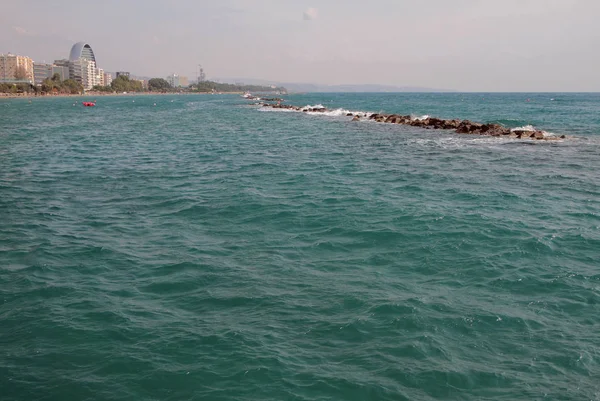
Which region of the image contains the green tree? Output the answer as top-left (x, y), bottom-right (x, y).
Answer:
top-left (92, 85), bottom-right (113, 93)
top-left (148, 78), bottom-right (171, 92)
top-left (111, 75), bottom-right (144, 92)
top-left (129, 80), bottom-right (143, 92)
top-left (41, 78), bottom-right (56, 93)
top-left (111, 75), bottom-right (130, 92)
top-left (62, 79), bottom-right (83, 94)
top-left (15, 83), bottom-right (33, 93)
top-left (51, 73), bottom-right (61, 82)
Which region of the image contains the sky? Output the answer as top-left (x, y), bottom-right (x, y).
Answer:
top-left (1, 0), bottom-right (599, 91)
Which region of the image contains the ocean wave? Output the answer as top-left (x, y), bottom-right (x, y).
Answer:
top-left (511, 125), bottom-right (559, 137)
top-left (511, 125), bottom-right (537, 132)
top-left (259, 104), bottom-right (372, 118)
top-left (412, 115), bottom-right (430, 121)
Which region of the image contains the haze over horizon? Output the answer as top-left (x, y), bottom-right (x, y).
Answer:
top-left (2, 0), bottom-right (599, 92)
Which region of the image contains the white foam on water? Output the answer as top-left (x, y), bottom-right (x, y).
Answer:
top-left (511, 125), bottom-right (536, 132)
top-left (412, 115), bottom-right (430, 121)
top-left (307, 108), bottom-right (354, 117)
top-left (260, 103), bottom-right (371, 118)
top-left (258, 106), bottom-right (297, 113)
top-left (510, 124), bottom-right (562, 137)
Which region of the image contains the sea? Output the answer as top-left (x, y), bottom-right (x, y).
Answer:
top-left (1, 93), bottom-right (599, 401)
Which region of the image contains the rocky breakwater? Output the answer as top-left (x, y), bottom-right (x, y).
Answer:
top-left (260, 103), bottom-right (566, 141)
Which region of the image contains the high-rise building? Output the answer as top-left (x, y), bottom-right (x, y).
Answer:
top-left (68, 42), bottom-right (99, 90)
top-left (53, 59), bottom-right (70, 69)
top-left (166, 74), bottom-right (189, 88)
top-left (33, 63), bottom-right (53, 85)
top-left (52, 65), bottom-right (69, 81)
top-left (69, 42), bottom-right (96, 64)
top-left (104, 72), bottom-right (113, 86)
top-left (96, 68), bottom-right (105, 87)
top-left (34, 62), bottom-right (70, 85)
top-left (0, 53), bottom-right (35, 84)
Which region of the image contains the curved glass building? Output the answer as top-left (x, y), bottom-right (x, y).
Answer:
top-left (67, 42), bottom-right (98, 90)
top-left (69, 42), bottom-right (96, 63)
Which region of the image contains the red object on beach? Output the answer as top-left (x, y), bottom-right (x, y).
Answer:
top-left (82, 101), bottom-right (96, 107)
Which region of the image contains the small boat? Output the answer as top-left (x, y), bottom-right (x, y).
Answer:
top-left (82, 101), bottom-right (96, 107)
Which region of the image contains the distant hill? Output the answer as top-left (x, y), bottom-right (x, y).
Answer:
top-left (214, 78), bottom-right (454, 93)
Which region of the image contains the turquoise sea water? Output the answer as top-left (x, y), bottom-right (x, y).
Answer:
top-left (1, 93), bottom-right (599, 401)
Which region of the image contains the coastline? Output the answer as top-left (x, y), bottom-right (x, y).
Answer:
top-left (0, 91), bottom-right (247, 100)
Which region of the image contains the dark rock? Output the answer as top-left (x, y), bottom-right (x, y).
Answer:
top-left (352, 115), bottom-right (361, 121)
top-left (468, 122), bottom-right (483, 133)
top-left (512, 130), bottom-right (535, 139)
top-left (456, 121), bottom-right (472, 134)
top-left (445, 119), bottom-right (461, 129)
top-left (427, 117), bottom-right (445, 129)
top-left (560, 135), bottom-right (566, 139)
top-left (346, 113), bottom-right (353, 117)
top-left (480, 123), bottom-right (510, 136)
top-left (534, 131), bottom-right (545, 140)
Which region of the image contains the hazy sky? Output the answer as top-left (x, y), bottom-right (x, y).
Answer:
top-left (2, 0), bottom-right (599, 91)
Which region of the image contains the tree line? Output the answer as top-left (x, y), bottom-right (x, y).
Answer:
top-left (143, 78), bottom-right (286, 93)
top-left (93, 75), bottom-right (143, 93)
top-left (0, 73), bottom-right (84, 94)
top-left (1, 74), bottom-right (286, 95)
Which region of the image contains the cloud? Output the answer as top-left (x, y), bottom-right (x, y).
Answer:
top-left (14, 26), bottom-right (36, 36)
top-left (303, 7), bottom-right (318, 21)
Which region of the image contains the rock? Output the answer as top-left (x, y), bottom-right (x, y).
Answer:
top-left (560, 135), bottom-right (566, 139)
top-left (534, 131), bottom-right (545, 140)
top-left (385, 114), bottom-right (401, 123)
top-left (346, 113), bottom-right (353, 116)
top-left (410, 119), bottom-right (430, 127)
top-left (442, 119), bottom-right (461, 129)
top-left (481, 123), bottom-right (510, 136)
top-left (456, 121), bottom-right (472, 134)
top-left (369, 114), bottom-right (380, 120)
top-left (352, 115), bottom-right (361, 121)
top-left (512, 129), bottom-right (534, 138)
top-left (468, 122), bottom-right (483, 133)
top-left (427, 117), bottom-right (445, 129)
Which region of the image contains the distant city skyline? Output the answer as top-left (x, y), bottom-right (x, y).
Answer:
top-left (2, 0), bottom-right (600, 91)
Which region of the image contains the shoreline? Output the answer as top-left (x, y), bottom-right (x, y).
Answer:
top-left (0, 91), bottom-right (249, 100)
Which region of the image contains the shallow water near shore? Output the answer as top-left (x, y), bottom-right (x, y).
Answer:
top-left (1, 93), bottom-right (599, 401)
